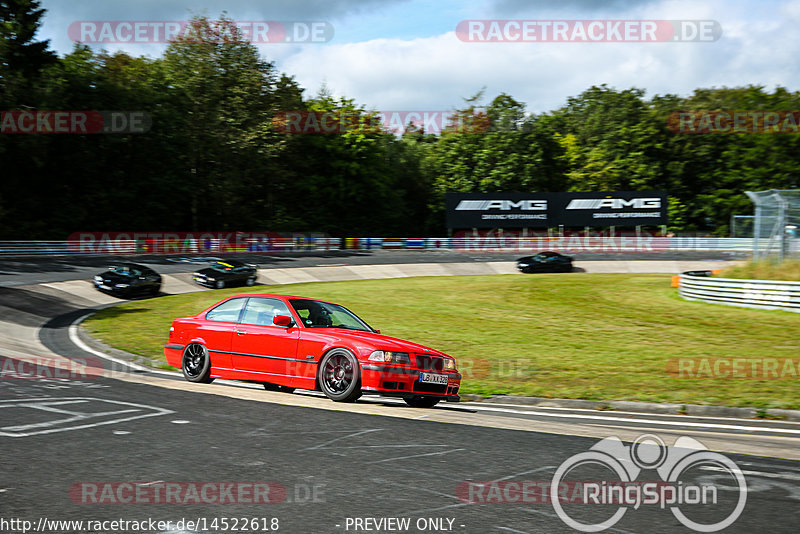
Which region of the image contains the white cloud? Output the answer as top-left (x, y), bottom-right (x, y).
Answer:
top-left (279, 0), bottom-right (800, 113)
top-left (33, 0), bottom-right (800, 112)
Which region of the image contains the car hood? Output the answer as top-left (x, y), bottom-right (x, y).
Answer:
top-left (325, 329), bottom-right (448, 356)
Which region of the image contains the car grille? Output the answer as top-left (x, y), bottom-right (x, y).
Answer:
top-left (415, 354), bottom-right (444, 372)
top-left (413, 382), bottom-right (448, 394)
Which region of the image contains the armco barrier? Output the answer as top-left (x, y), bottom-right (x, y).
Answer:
top-left (679, 273), bottom-right (800, 313)
top-left (0, 237), bottom-right (754, 257)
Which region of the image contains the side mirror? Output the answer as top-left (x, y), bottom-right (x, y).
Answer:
top-left (273, 315), bottom-right (293, 327)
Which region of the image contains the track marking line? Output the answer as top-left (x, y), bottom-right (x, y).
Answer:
top-left (464, 404), bottom-right (800, 435)
top-left (368, 448), bottom-right (465, 464)
top-left (0, 396), bottom-right (174, 437)
top-left (700, 465), bottom-right (800, 481)
top-left (303, 428), bottom-right (383, 450)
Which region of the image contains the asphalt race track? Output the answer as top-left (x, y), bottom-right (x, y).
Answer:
top-left (1, 250), bottom-right (799, 534)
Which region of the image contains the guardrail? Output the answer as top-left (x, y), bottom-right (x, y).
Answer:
top-left (679, 273), bottom-right (800, 313)
top-left (0, 237), bottom-right (755, 257)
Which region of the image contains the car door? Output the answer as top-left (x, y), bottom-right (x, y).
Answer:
top-left (200, 297), bottom-right (247, 371)
top-left (231, 297), bottom-right (300, 381)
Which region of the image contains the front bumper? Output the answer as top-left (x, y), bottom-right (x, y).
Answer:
top-left (93, 281), bottom-right (130, 295)
top-left (192, 276), bottom-right (216, 287)
top-left (360, 363), bottom-right (461, 401)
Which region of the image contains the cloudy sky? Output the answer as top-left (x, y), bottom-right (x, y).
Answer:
top-left (37, 0), bottom-right (800, 113)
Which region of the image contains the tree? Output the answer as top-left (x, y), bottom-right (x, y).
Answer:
top-left (0, 0), bottom-right (56, 106)
top-left (162, 15), bottom-right (284, 230)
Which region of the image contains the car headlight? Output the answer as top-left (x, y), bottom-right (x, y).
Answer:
top-left (93, 275), bottom-right (102, 282)
top-left (368, 351), bottom-right (411, 364)
top-left (444, 358), bottom-right (457, 371)
top-left (114, 283), bottom-right (130, 288)
top-left (517, 263), bottom-right (529, 267)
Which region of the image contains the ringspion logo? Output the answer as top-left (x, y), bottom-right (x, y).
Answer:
top-left (551, 435), bottom-right (746, 532)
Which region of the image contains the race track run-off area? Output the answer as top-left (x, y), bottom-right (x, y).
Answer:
top-left (1, 252), bottom-right (799, 534)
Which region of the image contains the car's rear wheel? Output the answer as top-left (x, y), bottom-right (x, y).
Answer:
top-left (246, 277), bottom-right (256, 286)
top-left (182, 343), bottom-right (214, 383)
top-left (215, 280), bottom-right (225, 289)
top-left (263, 383), bottom-right (295, 393)
top-left (318, 348), bottom-right (361, 402)
top-left (404, 396), bottom-right (440, 408)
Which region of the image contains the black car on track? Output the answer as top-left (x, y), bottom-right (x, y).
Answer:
top-left (93, 263), bottom-right (162, 297)
top-left (192, 260), bottom-right (258, 289)
top-left (516, 252), bottom-right (574, 273)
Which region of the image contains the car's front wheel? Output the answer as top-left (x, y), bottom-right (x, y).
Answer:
top-left (182, 343), bottom-right (214, 383)
top-left (318, 348), bottom-right (361, 402)
top-left (215, 280), bottom-right (225, 289)
top-left (404, 396), bottom-right (440, 408)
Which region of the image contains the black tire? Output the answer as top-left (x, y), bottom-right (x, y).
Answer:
top-left (182, 343), bottom-right (214, 383)
top-left (263, 383), bottom-right (295, 393)
top-left (318, 348), bottom-right (362, 402)
top-left (215, 280), bottom-right (225, 289)
top-left (246, 277), bottom-right (256, 286)
top-left (404, 396), bottom-right (440, 408)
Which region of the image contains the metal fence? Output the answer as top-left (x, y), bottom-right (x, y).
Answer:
top-left (746, 189), bottom-right (800, 261)
top-left (0, 237), bottom-right (755, 257)
top-left (730, 215), bottom-right (755, 238)
top-left (679, 272), bottom-right (800, 313)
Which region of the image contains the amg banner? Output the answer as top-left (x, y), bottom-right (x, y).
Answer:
top-left (445, 191), bottom-right (668, 228)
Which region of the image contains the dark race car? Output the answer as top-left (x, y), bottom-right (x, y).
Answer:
top-left (93, 263), bottom-right (162, 298)
top-left (516, 251), bottom-right (573, 273)
top-left (193, 260), bottom-right (257, 289)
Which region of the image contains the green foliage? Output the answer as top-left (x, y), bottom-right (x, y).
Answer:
top-left (84, 274), bottom-right (800, 409)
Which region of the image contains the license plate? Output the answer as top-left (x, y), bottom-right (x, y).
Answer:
top-left (419, 372), bottom-right (448, 385)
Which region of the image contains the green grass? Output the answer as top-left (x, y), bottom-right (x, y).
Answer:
top-left (83, 274), bottom-right (800, 409)
top-left (719, 258), bottom-right (800, 281)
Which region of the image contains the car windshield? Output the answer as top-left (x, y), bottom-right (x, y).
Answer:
top-left (209, 262), bottom-right (237, 272)
top-left (109, 265), bottom-right (140, 277)
top-left (289, 299), bottom-right (373, 332)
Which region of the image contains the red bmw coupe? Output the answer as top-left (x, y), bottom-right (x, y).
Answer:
top-left (164, 294), bottom-right (461, 407)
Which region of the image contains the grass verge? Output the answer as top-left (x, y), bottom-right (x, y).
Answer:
top-left (718, 258), bottom-right (800, 281)
top-left (83, 274), bottom-right (800, 409)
